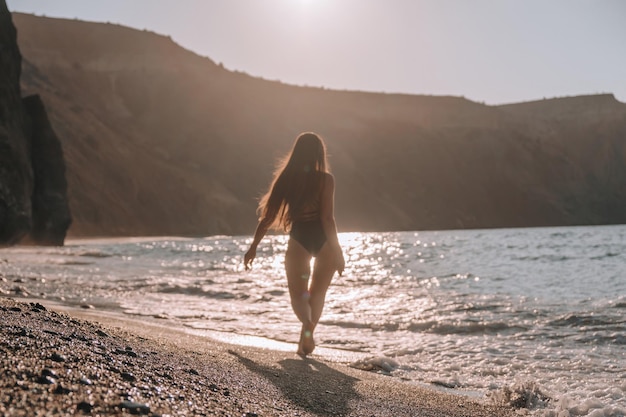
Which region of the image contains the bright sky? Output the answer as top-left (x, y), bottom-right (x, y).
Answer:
top-left (7, 0), bottom-right (626, 104)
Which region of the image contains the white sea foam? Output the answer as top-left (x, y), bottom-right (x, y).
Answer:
top-left (349, 356), bottom-right (400, 374)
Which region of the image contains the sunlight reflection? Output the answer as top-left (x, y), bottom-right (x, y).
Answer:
top-left (269, 254), bottom-right (284, 274)
top-left (338, 232), bottom-right (361, 248)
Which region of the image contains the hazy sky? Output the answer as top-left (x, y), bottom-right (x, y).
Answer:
top-left (7, 0), bottom-right (626, 104)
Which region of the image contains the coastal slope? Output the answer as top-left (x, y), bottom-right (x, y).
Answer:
top-left (12, 12), bottom-right (626, 236)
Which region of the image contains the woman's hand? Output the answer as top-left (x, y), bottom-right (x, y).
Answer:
top-left (335, 247), bottom-right (345, 277)
top-left (244, 247), bottom-right (256, 270)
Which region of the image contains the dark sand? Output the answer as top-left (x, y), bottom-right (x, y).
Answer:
top-left (0, 297), bottom-right (516, 416)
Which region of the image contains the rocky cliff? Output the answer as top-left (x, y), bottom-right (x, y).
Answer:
top-left (0, 4), bottom-right (71, 245)
top-left (11, 12), bottom-right (626, 236)
top-left (23, 94), bottom-right (72, 245)
top-left (1, 2), bottom-right (32, 244)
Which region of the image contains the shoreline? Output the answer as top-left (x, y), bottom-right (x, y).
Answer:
top-left (0, 297), bottom-right (517, 416)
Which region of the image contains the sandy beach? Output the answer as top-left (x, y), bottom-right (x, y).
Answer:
top-left (0, 297), bottom-right (518, 416)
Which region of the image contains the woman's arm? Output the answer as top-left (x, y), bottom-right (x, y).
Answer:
top-left (244, 217), bottom-right (272, 270)
top-left (319, 173), bottom-right (345, 276)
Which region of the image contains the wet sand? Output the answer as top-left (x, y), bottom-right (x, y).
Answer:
top-left (0, 297), bottom-right (516, 416)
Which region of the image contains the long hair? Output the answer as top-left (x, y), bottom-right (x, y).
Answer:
top-left (258, 132), bottom-right (329, 230)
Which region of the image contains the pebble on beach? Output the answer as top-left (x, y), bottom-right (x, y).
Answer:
top-left (0, 298), bottom-right (253, 416)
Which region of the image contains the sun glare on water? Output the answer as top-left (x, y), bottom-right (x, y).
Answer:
top-left (338, 232), bottom-right (362, 251)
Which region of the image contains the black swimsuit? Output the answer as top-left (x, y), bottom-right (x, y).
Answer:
top-left (290, 219), bottom-right (327, 256)
top-left (288, 173), bottom-right (327, 256)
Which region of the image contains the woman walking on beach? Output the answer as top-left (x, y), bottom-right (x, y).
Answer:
top-left (244, 132), bottom-right (345, 356)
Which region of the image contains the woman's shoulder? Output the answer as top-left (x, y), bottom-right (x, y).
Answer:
top-left (320, 172), bottom-right (335, 192)
top-left (321, 171), bottom-right (334, 182)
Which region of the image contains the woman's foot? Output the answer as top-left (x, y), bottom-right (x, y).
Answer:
top-left (297, 326), bottom-right (315, 356)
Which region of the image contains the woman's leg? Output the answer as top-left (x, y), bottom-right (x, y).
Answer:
top-left (285, 239), bottom-right (314, 354)
top-left (308, 242), bottom-right (337, 338)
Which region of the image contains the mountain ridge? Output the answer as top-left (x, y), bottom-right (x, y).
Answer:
top-left (11, 12), bottom-right (626, 236)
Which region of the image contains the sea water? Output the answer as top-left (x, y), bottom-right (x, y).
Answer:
top-left (1, 225), bottom-right (624, 416)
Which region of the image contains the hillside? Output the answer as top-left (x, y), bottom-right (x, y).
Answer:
top-left (12, 12), bottom-right (626, 236)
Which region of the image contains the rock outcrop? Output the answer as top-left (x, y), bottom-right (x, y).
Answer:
top-left (23, 94), bottom-right (71, 245)
top-left (0, 2), bottom-right (71, 245)
top-left (0, 1), bottom-right (31, 244)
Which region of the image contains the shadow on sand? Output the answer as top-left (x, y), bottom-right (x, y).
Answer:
top-left (229, 350), bottom-right (361, 416)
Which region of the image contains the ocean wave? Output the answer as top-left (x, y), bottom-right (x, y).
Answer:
top-left (548, 313), bottom-right (625, 328)
top-left (76, 250), bottom-right (113, 258)
top-left (513, 254), bottom-right (574, 262)
top-left (590, 252), bottom-right (621, 260)
top-left (450, 302), bottom-right (508, 313)
top-left (408, 320), bottom-right (528, 335)
top-left (326, 318), bottom-right (521, 335)
top-left (573, 332), bottom-right (626, 345)
top-left (321, 320), bottom-right (373, 330)
top-left (156, 284), bottom-right (240, 300)
top-left (55, 260), bottom-right (94, 265)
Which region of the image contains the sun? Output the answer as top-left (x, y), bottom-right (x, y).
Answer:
top-left (287, 0), bottom-right (331, 16)
top-left (295, 0), bottom-right (317, 8)
top-left (295, 0), bottom-right (326, 8)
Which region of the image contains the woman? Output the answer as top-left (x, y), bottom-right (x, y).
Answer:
top-left (244, 132), bottom-right (345, 356)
